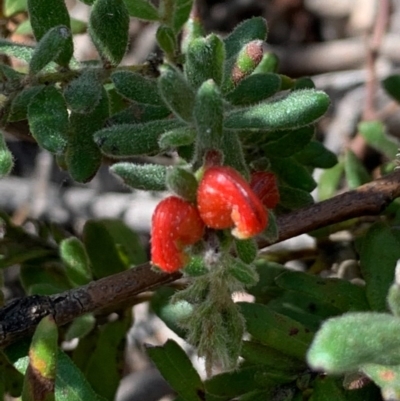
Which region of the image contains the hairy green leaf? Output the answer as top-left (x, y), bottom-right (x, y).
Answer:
top-left (122, 0), bottom-right (158, 20)
top-left (0, 131), bottom-right (14, 178)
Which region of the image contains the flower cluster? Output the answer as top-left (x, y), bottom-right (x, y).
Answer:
top-left (151, 166), bottom-right (279, 273)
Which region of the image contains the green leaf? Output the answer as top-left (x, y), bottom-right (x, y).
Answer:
top-left (193, 79), bottom-right (224, 158)
top-left (0, 130), bottom-right (14, 178)
top-left (344, 149), bottom-right (371, 189)
top-left (64, 69), bottom-right (103, 113)
top-left (158, 64), bottom-right (195, 122)
top-left (15, 18), bottom-right (87, 36)
top-left (171, 0), bottom-right (194, 33)
top-left (17, 349), bottom-right (106, 401)
top-left (27, 86), bottom-right (69, 154)
top-left (270, 157), bottom-right (317, 192)
top-left (239, 302), bottom-right (314, 360)
top-left (184, 34), bottom-right (225, 89)
top-left (1, 350), bottom-right (23, 397)
top-left (219, 129), bottom-right (249, 178)
top-left (293, 77), bottom-right (315, 90)
top-left (382, 74), bottom-right (400, 104)
top-left (110, 162), bottom-right (167, 191)
top-left (235, 238), bottom-right (258, 264)
top-left (362, 363), bottom-right (400, 399)
top-left (358, 120), bottom-right (399, 159)
top-left (253, 52), bottom-right (279, 74)
top-left (262, 126), bottom-right (314, 158)
top-left (150, 287), bottom-right (191, 339)
top-left (275, 270), bottom-right (369, 312)
top-left (8, 85), bottom-right (44, 122)
top-left (146, 339), bottom-right (204, 401)
top-left (29, 25), bottom-right (72, 74)
top-left (227, 259), bottom-right (259, 287)
top-left (225, 73), bottom-right (281, 106)
top-left (89, 0), bottom-right (129, 65)
top-left (122, 0), bottom-right (159, 20)
top-left (318, 161), bottom-right (344, 201)
top-left (166, 166), bottom-right (198, 202)
top-left (65, 88), bottom-right (109, 182)
top-left (108, 103), bottom-right (170, 125)
top-left (20, 261), bottom-right (71, 295)
top-left (65, 314), bottom-right (96, 341)
top-left (225, 90), bottom-right (330, 131)
top-left (85, 314), bottom-right (131, 401)
top-left (159, 127), bottom-right (196, 149)
top-left (205, 364), bottom-right (289, 401)
top-left (307, 312), bottom-right (400, 374)
top-left (111, 71), bottom-right (164, 106)
top-left (156, 25), bottom-right (177, 57)
top-left (309, 376), bottom-right (347, 401)
top-left (359, 222), bottom-right (400, 311)
top-left (262, 210), bottom-right (279, 244)
top-left (22, 316), bottom-right (57, 401)
top-left (240, 341), bottom-right (305, 373)
top-left (94, 119), bottom-right (184, 157)
top-left (0, 63), bottom-right (24, 82)
top-left (294, 140), bottom-right (338, 168)
top-left (0, 39), bottom-right (34, 63)
top-left (60, 237), bottom-right (92, 287)
top-left (223, 17), bottom-right (268, 61)
top-left (28, 0), bottom-right (73, 66)
top-left (4, 0), bottom-right (27, 16)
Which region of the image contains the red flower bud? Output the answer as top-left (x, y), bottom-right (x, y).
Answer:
top-left (197, 166), bottom-right (267, 239)
top-left (151, 196), bottom-right (205, 273)
top-left (250, 171), bottom-right (280, 209)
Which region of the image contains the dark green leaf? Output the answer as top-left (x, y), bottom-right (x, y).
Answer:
top-left (184, 34), bottom-right (225, 89)
top-left (270, 157), bottom-right (317, 192)
top-left (293, 77), bottom-right (315, 90)
top-left (1, 350), bottom-right (23, 397)
top-left (309, 376), bottom-right (347, 401)
top-left (82, 219), bottom-right (128, 278)
top-left (89, 0), bottom-right (129, 65)
top-left (359, 222), bottom-right (400, 311)
top-left (8, 85), bottom-right (44, 122)
top-left (239, 302), bottom-right (314, 360)
top-left (146, 339), bottom-right (204, 401)
top-left (27, 86), bottom-right (69, 154)
top-left (225, 90), bottom-right (330, 131)
top-left (307, 312), bottom-right (400, 374)
top-left (219, 129), bottom-right (249, 178)
top-left (110, 162), bottom-right (167, 191)
top-left (277, 184), bottom-right (314, 210)
top-left (235, 238), bottom-right (258, 264)
top-left (382, 74), bottom-right (400, 104)
top-left (28, 0), bottom-right (73, 66)
top-left (94, 119), bottom-right (184, 157)
top-left (85, 315), bottom-right (131, 401)
top-left (29, 25), bottom-right (72, 74)
top-left (225, 73), bottom-right (281, 106)
top-left (294, 140), bottom-right (338, 168)
top-left (253, 52), bottom-right (279, 74)
top-left (111, 71), bottom-right (164, 106)
top-left (60, 237), bottom-right (92, 287)
top-left (66, 88), bottom-right (109, 182)
top-left (158, 64), bottom-right (195, 122)
top-left (227, 259), bottom-right (259, 287)
top-left (358, 120), bottom-right (399, 159)
top-left (262, 126), bottom-right (314, 158)
top-left (64, 69), bottom-right (103, 113)
top-left (275, 270), bottom-right (369, 312)
top-left (171, 0), bottom-right (194, 33)
top-left (344, 149), bottom-right (371, 189)
top-left (122, 0), bottom-right (159, 20)
top-left (107, 103), bottom-right (170, 125)
top-left (166, 166), bottom-right (198, 202)
top-left (65, 314), bottom-right (96, 341)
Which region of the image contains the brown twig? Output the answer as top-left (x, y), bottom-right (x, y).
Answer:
top-left (2, 169), bottom-right (400, 348)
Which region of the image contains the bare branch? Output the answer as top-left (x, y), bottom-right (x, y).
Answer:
top-left (2, 169), bottom-right (400, 348)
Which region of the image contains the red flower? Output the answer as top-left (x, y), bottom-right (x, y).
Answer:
top-left (197, 166), bottom-right (267, 239)
top-left (151, 196), bottom-right (205, 273)
top-left (250, 171), bottom-right (280, 209)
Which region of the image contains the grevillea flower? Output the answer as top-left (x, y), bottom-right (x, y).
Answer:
top-left (250, 171), bottom-right (280, 209)
top-left (151, 196), bottom-right (205, 273)
top-left (197, 166), bottom-right (267, 239)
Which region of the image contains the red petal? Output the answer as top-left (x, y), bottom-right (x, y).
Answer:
top-left (197, 166), bottom-right (267, 239)
top-left (151, 196), bottom-right (204, 273)
top-left (250, 171), bottom-right (280, 209)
